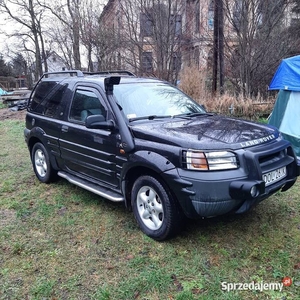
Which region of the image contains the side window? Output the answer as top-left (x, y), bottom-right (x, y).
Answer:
top-left (29, 81), bottom-right (68, 119)
top-left (44, 84), bottom-right (68, 118)
top-left (29, 81), bottom-right (57, 113)
top-left (69, 89), bottom-right (106, 122)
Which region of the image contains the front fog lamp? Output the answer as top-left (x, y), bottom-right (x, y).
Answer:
top-left (185, 150), bottom-right (238, 171)
top-left (229, 181), bottom-right (263, 200)
top-left (250, 186), bottom-right (258, 197)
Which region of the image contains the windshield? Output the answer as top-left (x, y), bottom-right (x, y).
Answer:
top-left (113, 82), bottom-right (206, 120)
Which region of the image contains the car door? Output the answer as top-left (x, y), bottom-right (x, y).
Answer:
top-left (27, 81), bottom-right (69, 162)
top-left (58, 85), bottom-right (119, 188)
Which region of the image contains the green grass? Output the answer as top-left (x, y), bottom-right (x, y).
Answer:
top-left (0, 101), bottom-right (6, 109)
top-left (0, 115), bottom-right (300, 300)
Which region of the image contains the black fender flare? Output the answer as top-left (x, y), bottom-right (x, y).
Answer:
top-left (26, 127), bottom-right (60, 170)
top-left (121, 150), bottom-right (176, 179)
top-left (120, 150), bottom-right (196, 217)
top-left (120, 150), bottom-right (176, 208)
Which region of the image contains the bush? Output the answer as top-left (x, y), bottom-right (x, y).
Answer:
top-left (178, 65), bottom-right (208, 101)
top-left (178, 66), bottom-right (275, 120)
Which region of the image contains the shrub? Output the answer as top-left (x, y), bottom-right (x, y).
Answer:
top-left (178, 66), bottom-right (275, 120)
top-left (178, 65), bottom-right (208, 100)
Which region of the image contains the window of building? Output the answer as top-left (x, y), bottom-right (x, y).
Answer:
top-left (195, 0), bottom-right (200, 33)
top-left (140, 12), bottom-right (153, 37)
top-left (233, 0), bottom-right (243, 31)
top-left (172, 53), bottom-right (181, 72)
top-left (194, 46), bottom-right (200, 68)
top-left (141, 52), bottom-right (153, 73)
top-left (208, 0), bottom-right (214, 30)
top-left (291, 17), bottom-right (300, 27)
top-left (171, 14), bottom-right (182, 36)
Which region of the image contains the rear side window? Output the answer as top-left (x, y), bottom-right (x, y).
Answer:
top-left (29, 81), bottom-right (68, 118)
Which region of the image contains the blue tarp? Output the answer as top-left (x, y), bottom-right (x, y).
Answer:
top-left (268, 55), bottom-right (300, 157)
top-left (0, 88), bottom-right (8, 95)
top-left (268, 90), bottom-right (300, 157)
top-left (269, 55), bottom-right (300, 91)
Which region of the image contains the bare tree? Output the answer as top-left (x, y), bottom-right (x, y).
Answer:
top-left (80, 0), bottom-right (95, 71)
top-left (223, 0), bottom-right (294, 97)
top-left (67, 0), bottom-right (81, 69)
top-left (102, 0), bottom-right (194, 83)
top-left (0, 0), bottom-right (47, 80)
top-left (0, 53), bottom-right (12, 76)
top-left (79, 0), bottom-right (110, 72)
top-left (212, 0), bottom-right (225, 95)
top-left (38, 0), bottom-right (82, 69)
top-left (46, 22), bottom-right (75, 69)
top-left (286, 0), bottom-right (300, 56)
top-left (90, 27), bottom-right (120, 71)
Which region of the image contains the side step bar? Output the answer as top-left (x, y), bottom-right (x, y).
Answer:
top-left (58, 171), bottom-right (124, 202)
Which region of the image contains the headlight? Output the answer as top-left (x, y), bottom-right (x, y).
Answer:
top-left (185, 150), bottom-right (238, 171)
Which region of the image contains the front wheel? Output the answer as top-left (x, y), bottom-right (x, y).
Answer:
top-left (131, 175), bottom-right (181, 241)
top-left (31, 142), bottom-right (57, 183)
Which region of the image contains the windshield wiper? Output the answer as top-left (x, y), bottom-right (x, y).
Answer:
top-left (129, 112), bottom-right (214, 122)
top-left (128, 115), bottom-right (171, 122)
top-left (183, 112), bottom-right (214, 117)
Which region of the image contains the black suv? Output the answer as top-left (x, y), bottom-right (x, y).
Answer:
top-left (24, 70), bottom-right (300, 240)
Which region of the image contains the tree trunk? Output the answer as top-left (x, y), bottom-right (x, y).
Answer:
top-left (68, 0), bottom-right (81, 69)
top-left (212, 0), bottom-right (219, 95)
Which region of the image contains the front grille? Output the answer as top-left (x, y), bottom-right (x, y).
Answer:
top-left (258, 149), bottom-right (286, 167)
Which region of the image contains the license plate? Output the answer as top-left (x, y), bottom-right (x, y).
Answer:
top-left (263, 166), bottom-right (287, 187)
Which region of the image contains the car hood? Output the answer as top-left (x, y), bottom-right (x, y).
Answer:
top-left (130, 115), bottom-right (278, 150)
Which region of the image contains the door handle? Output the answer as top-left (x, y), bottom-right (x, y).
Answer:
top-left (61, 125), bottom-right (68, 132)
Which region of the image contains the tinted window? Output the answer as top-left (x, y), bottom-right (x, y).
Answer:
top-left (29, 81), bottom-right (57, 113)
top-left (69, 89), bottom-right (106, 122)
top-left (29, 81), bottom-right (68, 119)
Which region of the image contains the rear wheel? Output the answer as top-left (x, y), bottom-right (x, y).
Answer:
top-left (31, 142), bottom-right (57, 183)
top-left (131, 175), bottom-right (181, 241)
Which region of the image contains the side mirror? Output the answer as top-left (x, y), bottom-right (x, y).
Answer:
top-left (85, 115), bottom-right (115, 130)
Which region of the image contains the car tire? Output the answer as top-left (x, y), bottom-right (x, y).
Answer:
top-left (131, 175), bottom-right (181, 241)
top-left (31, 142), bottom-right (57, 183)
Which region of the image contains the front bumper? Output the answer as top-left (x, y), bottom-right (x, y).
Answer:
top-left (176, 170), bottom-right (297, 218)
top-left (163, 142), bottom-right (299, 219)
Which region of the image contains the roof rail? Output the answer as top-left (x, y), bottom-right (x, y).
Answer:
top-left (83, 70), bottom-right (136, 77)
top-left (42, 70), bottom-right (84, 78)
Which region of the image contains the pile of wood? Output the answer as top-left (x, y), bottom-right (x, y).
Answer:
top-left (0, 89), bottom-right (31, 111)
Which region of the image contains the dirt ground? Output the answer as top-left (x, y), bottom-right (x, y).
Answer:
top-left (0, 108), bottom-right (26, 121)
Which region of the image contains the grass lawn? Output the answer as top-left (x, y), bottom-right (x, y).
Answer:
top-left (0, 113), bottom-right (299, 300)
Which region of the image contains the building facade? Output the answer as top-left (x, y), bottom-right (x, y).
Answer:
top-left (100, 0), bottom-right (218, 82)
top-left (99, 0), bottom-right (296, 88)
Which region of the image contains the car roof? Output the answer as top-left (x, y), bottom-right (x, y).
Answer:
top-left (38, 70), bottom-right (165, 86)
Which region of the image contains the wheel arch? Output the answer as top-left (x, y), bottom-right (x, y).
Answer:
top-left (26, 126), bottom-right (47, 154)
top-left (27, 135), bottom-right (59, 170)
top-left (28, 136), bottom-right (42, 154)
top-left (122, 165), bottom-right (180, 213)
top-left (121, 151), bottom-right (179, 209)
